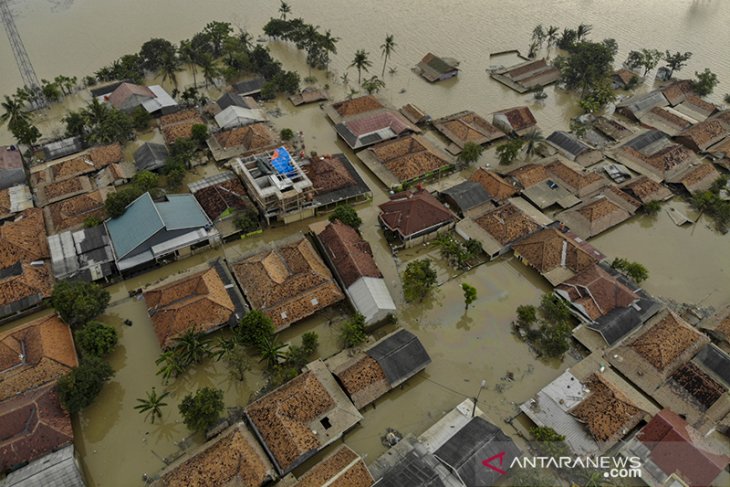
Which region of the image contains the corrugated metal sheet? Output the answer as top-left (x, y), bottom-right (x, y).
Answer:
top-left (106, 193), bottom-right (164, 258)
top-left (694, 344), bottom-right (730, 388)
top-left (347, 276), bottom-right (396, 324)
top-left (367, 329), bottom-right (431, 387)
top-left (156, 195), bottom-right (211, 231)
top-left (1, 445), bottom-right (85, 487)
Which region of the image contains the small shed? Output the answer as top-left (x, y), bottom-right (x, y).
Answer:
top-left (42, 137), bottom-right (83, 161)
top-left (133, 143), bottom-right (169, 172)
top-left (214, 106), bottom-right (266, 130)
top-left (233, 77), bottom-right (266, 96)
top-left (415, 53), bottom-right (459, 82)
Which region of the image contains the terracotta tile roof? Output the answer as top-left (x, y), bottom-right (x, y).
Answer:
top-left (473, 202), bottom-right (541, 245)
top-left (378, 190), bottom-right (455, 239)
top-left (677, 163), bottom-right (720, 192)
top-left (434, 111), bottom-right (502, 147)
top-left (469, 168), bottom-right (518, 200)
top-left (232, 238), bottom-right (344, 330)
top-left (630, 311), bottom-right (702, 371)
top-left (46, 190), bottom-right (106, 233)
top-left (0, 383), bottom-right (74, 472)
top-left (661, 80), bottom-right (695, 106)
top-left (193, 178), bottom-right (254, 221)
top-left (614, 69), bottom-right (637, 85)
top-left (369, 135), bottom-right (450, 183)
top-left (512, 228), bottom-right (598, 273)
top-left (576, 198), bottom-right (625, 223)
top-left (0, 189), bottom-right (10, 216)
top-left (622, 176), bottom-right (671, 203)
top-left (144, 267), bottom-right (236, 348)
top-left (494, 106), bottom-right (537, 132)
top-left (682, 95), bottom-right (718, 116)
top-left (332, 96), bottom-right (384, 118)
top-left (345, 112), bottom-right (411, 137)
top-left (0, 262), bottom-right (53, 310)
top-left (647, 107), bottom-right (692, 131)
top-left (39, 177), bottom-right (89, 203)
top-left (715, 312), bottom-right (730, 341)
top-left (0, 314), bottom-right (78, 402)
top-left (50, 155), bottom-right (97, 180)
top-left (507, 163), bottom-right (549, 188)
top-left (0, 209), bottom-right (49, 268)
top-left (304, 155), bottom-right (357, 193)
top-left (246, 371), bottom-right (336, 473)
top-left (156, 423), bottom-right (272, 487)
top-left (546, 160), bottom-right (604, 191)
top-left (570, 374), bottom-right (643, 442)
top-left (214, 123), bottom-right (277, 150)
top-left (108, 82), bottom-right (154, 108)
top-left (643, 144), bottom-right (694, 173)
top-left (557, 265), bottom-right (638, 320)
top-left (89, 143), bottom-right (123, 166)
top-left (160, 109), bottom-right (201, 127)
top-left (639, 409), bottom-right (730, 487)
top-left (605, 185), bottom-right (641, 210)
top-left (335, 355), bottom-right (389, 409)
top-left (679, 119), bottom-right (729, 151)
top-left (294, 445), bottom-right (373, 487)
top-left (670, 362), bottom-right (726, 410)
top-left (319, 221), bottom-right (382, 288)
top-left (162, 119), bottom-right (205, 145)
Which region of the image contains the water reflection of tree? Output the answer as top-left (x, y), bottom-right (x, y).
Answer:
top-left (456, 311), bottom-right (474, 331)
top-left (79, 381), bottom-right (124, 443)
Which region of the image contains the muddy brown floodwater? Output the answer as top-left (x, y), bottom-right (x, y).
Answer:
top-left (0, 1), bottom-right (729, 486)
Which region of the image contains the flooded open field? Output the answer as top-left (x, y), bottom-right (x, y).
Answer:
top-left (1, 1), bottom-right (730, 486)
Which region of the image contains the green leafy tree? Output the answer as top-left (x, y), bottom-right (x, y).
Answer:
top-left (642, 200), bottom-right (662, 216)
top-left (84, 216), bottom-right (102, 228)
top-left (576, 23), bottom-right (592, 41)
top-left (258, 336), bottom-right (287, 368)
top-left (57, 356), bottom-right (114, 414)
top-left (556, 40), bottom-right (616, 95)
top-left (178, 387), bottom-right (225, 433)
top-left (51, 281), bottom-right (111, 328)
top-left (133, 171), bottom-right (159, 192)
top-left (522, 128), bottom-right (545, 156)
top-left (134, 387), bottom-right (169, 424)
top-left (202, 21), bottom-right (233, 57)
top-left (237, 310), bottom-right (276, 351)
top-left (516, 305), bottom-right (538, 327)
top-left (139, 38), bottom-right (177, 72)
top-left (279, 1), bottom-right (292, 20)
top-left (234, 209), bottom-right (260, 234)
top-left (626, 48), bottom-right (663, 76)
top-left (361, 75), bottom-right (385, 95)
top-left (214, 338), bottom-right (250, 381)
top-left (462, 283), bottom-right (477, 309)
top-left (10, 120), bottom-right (42, 149)
top-left (664, 51), bottom-right (692, 78)
top-left (155, 350), bottom-right (186, 383)
top-left (280, 128), bottom-right (295, 141)
top-left (350, 49), bottom-right (372, 84)
top-left (540, 294), bottom-right (571, 323)
top-left (578, 77), bottom-right (616, 113)
top-left (0, 95), bottom-right (31, 131)
top-left (75, 322), bottom-right (118, 357)
top-left (611, 257), bottom-right (649, 283)
top-left (692, 68), bottom-right (719, 97)
top-left (329, 204), bottom-right (362, 229)
top-left (457, 141), bottom-right (483, 165)
top-left (131, 106), bottom-right (151, 131)
top-left (380, 34), bottom-right (396, 78)
top-left (274, 70), bottom-right (301, 94)
top-left (104, 186), bottom-right (144, 218)
top-left (301, 331), bottom-right (319, 355)
top-left (496, 138), bottom-right (524, 165)
top-left (191, 124), bottom-right (208, 147)
top-left (341, 313), bottom-right (367, 348)
top-left (173, 330), bottom-right (213, 366)
top-left (402, 259), bottom-right (437, 303)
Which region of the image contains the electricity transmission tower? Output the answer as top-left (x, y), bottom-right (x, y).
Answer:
top-left (0, 0), bottom-right (46, 108)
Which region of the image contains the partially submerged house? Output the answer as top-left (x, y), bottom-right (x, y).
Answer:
top-left (288, 86), bottom-right (328, 106)
top-left (207, 122), bottom-right (279, 162)
top-left (638, 106), bottom-right (693, 136)
top-left (0, 146), bottom-right (25, 190)
top-left (546, 131), bottom-right (603, 167)
top-left (30, 144), bottom-right (122, 187)
top-left (616, 90), bottom-right (669, 121)
top-left (620, 176), bottom-right (673, 204)
top-left (432, 110), bottom-right (504, 153)
top-left (44, 188), bottom-right (113, 235)
top-left (611, 130), bottom-right (697, 182)
top-left (1, 444), bottom-right (86, 487)
top-left (0, 209), bottom-right (53, 319)
top-left (506, 163), bottom-right (581, 211)
top-left (48, 224), bottom-right (115, 282)
top-left (676, 113), bottom-right (730, 152)
top-left (555, 187), bottom-right (639, 239)
top-left (217, 91), bottom-right (257, 111)
top-left (289, 445), bottom-right (373, 487)
top-left (592, 116), bottom-right (633, 142)
top-left (359, 134), bottom-right (452, 189)
top-left (456, 199), bottom-right (550, 259)
top-left (415, 53), bottom-right (459, 82)
top-left (439, 180), bottom-right (493, 216)
top-left (544, 159), bottom-right (608, 197)
top-left (398, 104), bottom-right (429, 125)
top-left (105, 82), bottom-right (176, 114)
top-left (612, 68), bottom-right (639, 90)
top-left (489, 58), bottom-right (561, 93)
top-left (556, 263), bottom-right (663, 348)
top-left (214, 106), bottom-right (266, 130)
top-left (232, 147), bottom-right (315, 224)
top-left (105, 192), bottom-right (218, 273)
top-left (326, 328), bottom-right (430, 409)
top-left (159, 109), bottom-right (206, 145)
top-left (230, 236), bottom-right (344, 331)
top-left (301, 153), bottom-right (371, 210)
top-left (189, 171), bottom-right (259, 238)
top-left (233, 77), bottom-right (266, 97)
top-left (512, 227), bottom-right (603, 285)
top-left (666, 162), bottom-right (721, 194)
top-left (134, 142), bottom-right (169, 173)
top-left (315, 220), bottom-right (396, 324)
top-left (143, 260), bottom-right (247, 348)
top-left (378, 190), bottom-right (456, 248)
top-left (151, 422), bottom-right (275, 487)
top-left (41, 137), bottom-right (83, 162)
top-left (492, 106), bottom-right (538, 136)
top-left (244, 360), bottom-right (362, 475)
top-left (468, 167), bottom-right (519, 203)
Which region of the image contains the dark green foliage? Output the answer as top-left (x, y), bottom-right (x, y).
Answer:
top-left (233, 209), bottom-right (260, 233)
top-left (611, 257), bottom-right (649, 283)
top-left (134, 387), bottom-right (169, 424)
top-left (341, 313), bottom-right (367, 348)
top-left (274, 70), bottom-right (301, 95)
top-left (513, 294), bottom-right (574, 358)
top-left (626, 48), bottom-right (663, 76)
top-left (191, 124), bottom-right (208, 147)
top-left (104, 186), bottom-right (144, 218)
top-left (65, 98), bottom-right (133, 145)
top-left (139, 38), bottom-right (177, 72)
top-left (402, 259), bottom-right (437, 303)
top-left (263, 17), bottom-right (338, 69)
top-left (51, 281), bottom-right (110, 328)
top-left (84, 216), bottom-right (102, 228)
top-left (540, 294), bottom-right (571, 323)
top-left (155, 330), bottom-right (213, 382)
top-left (462, 283), bottom-right (477, 309)
top-left (692, 68), bottom-right (719, 97)
top-left (165, 167), bottom-right (186, 190)
top-left (286, 332), bottom-right (319, 370)
top-left (133, 170), bottom-right (159, 192)
top-left (57, 356), bottom-right (114, 414)
top-left (280, 128), bottom-right (295, 141)
top-left (457, 141), bottom-right (483, 165)
top-left (301, 332), bottom-right (319, 354)
top-left (237, 310), bottom-right (276, 352)
top-left (642, 200), bottom-right (662, 216)
top-left (664, 51), bottom-right (692, 78)
top-left (516, 305), bottom-right (537, 327)
top-left (530, 425), bottom-right (565, 442)
top-left (530, 426), bottom-right (571, 457)
top-left (131, 106), bottom-right (151, 131)
top-left (496, 138), bottom-right (524, 165)
top-left (436, 233), bottom-right (482, 270)
top-left (178, 387), bottom-right (225, 432)
top-left (329, 204), bottom-right (362, 229)
top-left (556, 40), bottom-right (616, 96)
top-left (75, 322), bottom-right (118, 357)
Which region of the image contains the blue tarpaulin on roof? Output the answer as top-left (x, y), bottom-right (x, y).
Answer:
top-left (271, 147), bottom-right (295, 176)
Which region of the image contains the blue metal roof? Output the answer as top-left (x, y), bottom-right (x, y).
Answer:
top-left (156, 194), bottom-right (211, 230)
top-left (106, 193), bottom-right (164, 259)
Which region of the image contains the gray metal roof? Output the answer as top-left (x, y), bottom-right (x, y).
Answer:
top-left (133, 143), bottom-right (169, 172)
top-left (233, 77), bottom-right (265, 95)
top-left (42, 137), bottom-right (83, 161)
top-left (376, 444), bottom-right (448, 487)
top-left (441, 181), bottom-right (492, 212)
top-left (106, 193), bottom-right (164, 259)
top-left (367, 329), bottom-right (431, 387)
top-left (156, 194), bottom-right (211, 230)
top-left (217, 92), bottom-right (247, 110)
top-left (547, 131), bottom-right (590, 157)
top-left (623, 130), bottom-right (666, 152)
top-left (434, 417), bottom-right (522, 487)
top-left (0, 445), bottom-right (85, 487)
top-left (694, 344), bottom-right (730, 387)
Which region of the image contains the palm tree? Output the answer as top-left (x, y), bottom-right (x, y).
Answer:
top-left (546, 25), bottom-right (559, 55)
top-left (160, 53), bottom-right (181, 89)
top-left (531, 24), bottom-right (546, 49)
top-left (0, 95), bottom-right (30, 131)
top-left (522, 128), bottom-right (545, 157)
top-left (195, 53), bottom-right (220, 87)
top-left (155, 350), bottom-right (185, 383)
top-left (576, 23), bottom-right (592, 41)
top-left (361, 75), bottom-right (385, 95)
top-left (237, 30), bottom-right (253, 51)
top-left (350, 49), bottom-right (372, 84)
top-left (134, 387), bottom-right (169, 424)
top-left (258, 336), bottom-right (286, 369)
top-left (380, 34), bottom-right (396, 78)
top-left (279, 1), bottom-right (291, 20)
top-left (179, 40), bottom-right (198, 87)
top-left (174, 330), bottom-right (212, 366)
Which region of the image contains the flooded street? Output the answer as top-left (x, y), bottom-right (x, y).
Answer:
top-left (1, 1), bottom-right (729, 485)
